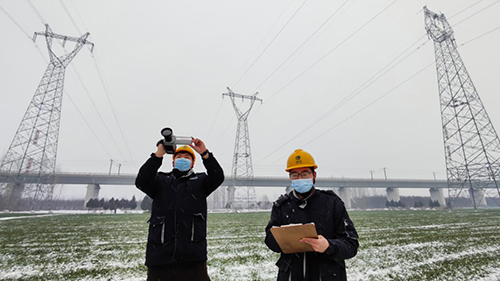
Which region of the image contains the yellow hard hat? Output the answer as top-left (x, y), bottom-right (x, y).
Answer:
top-left (286, 149), bottom-right (317, 172)
top-left (173, 145), bottom-right (196, 162)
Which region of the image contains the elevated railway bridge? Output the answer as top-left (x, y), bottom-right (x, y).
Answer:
top-left (2, 171), bottom-right (491, 208)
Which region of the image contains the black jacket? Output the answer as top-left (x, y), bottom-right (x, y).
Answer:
top-left (265, 188), bottom-right (359, 281)
top-left (135, 152), bottom-right (224, 267)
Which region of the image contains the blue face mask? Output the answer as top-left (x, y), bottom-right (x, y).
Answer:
top-left (174, 158), bottom-right (192, 171)
top-left (291, 178), bottom-right (314, 193)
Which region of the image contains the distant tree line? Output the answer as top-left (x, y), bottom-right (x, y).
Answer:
top-left (385, 200), bottom-right (406, 208)
top-left (412, 200), bottom-right (441, 208)
top-left (428, 199), bottom-right (441, 208)
top-left (139, 193), bottom-right (273, 212)
top-left (3, 193), bottom-right (495, 211)
top-left (86, 196), bottom-right (137, 213)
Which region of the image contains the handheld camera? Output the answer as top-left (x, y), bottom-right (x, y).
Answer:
top-left (157, 127), bottom-right (192, 154)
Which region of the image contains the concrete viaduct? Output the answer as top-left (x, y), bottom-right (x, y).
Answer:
top-left (0, 172), bottom-right (454, 208)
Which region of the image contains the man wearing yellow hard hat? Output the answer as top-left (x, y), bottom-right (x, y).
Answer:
top-left (265, 149), bottom-right (359, 281)
top-left (135, 137), bottom-right (224, 281)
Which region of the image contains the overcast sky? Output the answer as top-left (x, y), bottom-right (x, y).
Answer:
top-left (1, 0), bottom-right (500, 200)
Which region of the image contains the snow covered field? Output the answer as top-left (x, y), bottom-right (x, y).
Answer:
top-left (1, 209), bottom-right (499, 280)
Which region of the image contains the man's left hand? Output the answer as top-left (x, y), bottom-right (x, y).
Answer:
top-left (189, 137), bottom-right (208, 158)
top-left (300, 235), bottom-right (329, 253)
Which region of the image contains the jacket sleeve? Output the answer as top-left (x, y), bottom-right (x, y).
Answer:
top-left (202, 153), bottom-right (225, 197)
top-left (323, 201), bottom-right (359, 260)
top-left (265, 204), bottom-right (283, 253)
top-left (135, 154), bottom-right (163, 199)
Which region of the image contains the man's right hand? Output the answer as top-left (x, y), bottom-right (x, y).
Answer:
top-left (155, 140), bottom-right (166, 158)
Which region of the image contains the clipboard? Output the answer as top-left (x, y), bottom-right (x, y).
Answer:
top-left (270, 223), bottom-right (318, 254)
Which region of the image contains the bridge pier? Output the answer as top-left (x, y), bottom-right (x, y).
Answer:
top-left (429, 187), bottom-right (446, 207)
top-left (469, 188), bottom-right (487, 208)
top-left (0, 182), bottom-right (24, 210)
top-left (226, 186), bottom-right (235, 208)
top-left (84, 184), bottom-right (100, 208)
top-left (386, 187), bottom-right (400, 203)
top-left (338, 187), bottom-right (351, 209)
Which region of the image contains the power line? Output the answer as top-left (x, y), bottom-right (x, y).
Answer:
top-left (67, 0), bottom-right (89, 32)
top-left (59, 0), bottom-right (82, 34)
top-left (267, 0), bottom-right (359, 80)
top-left (0, 4), bottom-right (31, 39)
top-left (250, 0), bottom-right (351, 94)
top-left (91, 52), bottom-right (136, 164)
top-left (56, 1), bottom-right (123, 157)
top-left (303, 0), bottom-right (359, 48)
top-left (232, 0), bottom-right (309, 88)
top-left (255, 34), bottom-right (428, 164)
top-left (68, 64), bottom-right (127, 160)
top-left (459, 24), bottom-right (500, 46)
top-left (264, 61), bottom-right (435, 167)
top-left (453, 0), bottom-right (500, 27)
top-left (301, 62), bottom-right (433, 147)
top-left (64, 90), bottom-right (115, 159)
top-left (25, 0), bottom-right (47, 24)
top-left (207, 98), bottom-right (224, 141)
top-left (265, 0), bottom-right (399, 103)
top-left (260, 15), bottom-right (500, 167)
top-left (256, 0), bottom-right (498, 165)
top-left (213, 116), bottom-right (235, 152)
top-left (233, 0), bottom-right (294, 81)
top-left (1, 3), bottom-right (47, 59)
top-left (311, 37), bottom-right (428, 124)
top-left (448, 0), bottom-right (486, 19)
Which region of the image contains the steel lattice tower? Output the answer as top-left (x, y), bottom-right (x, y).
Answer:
top-left (424, 7), bottom-right (500, 208)
top-left (0, 25), bottom-right (93, 210)
top-left (222, 87), bottom-right (262, 209)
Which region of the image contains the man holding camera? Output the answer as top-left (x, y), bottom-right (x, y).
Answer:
top-left (135, 137), bottom-right (224, 281)
top-left (265, 149), bottom-right (359, 281)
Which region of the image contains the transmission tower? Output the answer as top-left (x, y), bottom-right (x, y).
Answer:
top-left (222, 87), bottom-right (262, 209)
top-left (0, 25), bottom-right (94, 210)
top-left (424, 7), bottom-right (500, 208)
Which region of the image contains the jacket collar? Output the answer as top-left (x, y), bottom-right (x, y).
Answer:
top-left (172, 169), bottom-right (194, 179)
top-left (291, 187), bottom-right (317, 209)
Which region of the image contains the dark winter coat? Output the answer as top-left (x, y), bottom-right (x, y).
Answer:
top-left (135, 152), bottom-right (224, 267)
top-left (265, 188), bottom-right (359, 281)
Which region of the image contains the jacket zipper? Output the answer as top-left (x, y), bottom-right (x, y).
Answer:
top-left (161, 223), bottom-right (165, 244)
top-left (191, 219), bottom-right (195, 241)
top-left (303, 253), bottom-right (307, 279)
top-left (172, 176), bottom-right (178, 260)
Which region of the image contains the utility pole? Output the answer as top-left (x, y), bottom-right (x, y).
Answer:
top-left (424, 7), bottom-right (500, 209)
top-left (222, 87), bottom-right (262, 209)
top-left (109, 159), bottom-right (114, 175)
top-left (370, 170), bottom-right (374, 180)
top-left (383, 167), bottom-right (387, 180)
top-left (0, 25), bottom-right (94, 211)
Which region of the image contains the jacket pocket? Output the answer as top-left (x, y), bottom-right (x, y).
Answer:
top-left (276, 255), bottom-right (292, 281)
top-left (148, 216), bottom-right (166, 244)
top-left (319, 263), bottom-right (344, 281)
top-left (191, 213), bottom-right (206, 242)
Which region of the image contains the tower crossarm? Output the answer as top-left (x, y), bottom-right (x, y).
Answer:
top-left (222, 87), bottom-right (262, 119)
top-left (423, 6), bottom-right (454, 44)
top-left (33, 24), bottom-right (94, 66)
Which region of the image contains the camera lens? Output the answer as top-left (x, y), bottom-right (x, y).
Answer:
top-left (161, 127), bottom-right (173, 142)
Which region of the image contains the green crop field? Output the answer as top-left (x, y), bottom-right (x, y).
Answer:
top-left (1, 209), bottom-right (499, 280)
